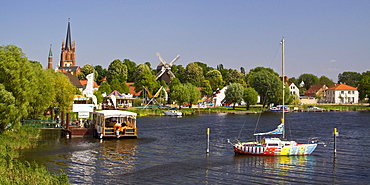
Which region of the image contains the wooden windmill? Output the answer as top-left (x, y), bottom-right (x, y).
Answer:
top-left (155, 52), bottom-right (180, 84)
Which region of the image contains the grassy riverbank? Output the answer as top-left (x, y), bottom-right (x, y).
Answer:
top-left (0, 125), bottom-right (69, 184)
top-left (128, 104), bottom-right (370, 116)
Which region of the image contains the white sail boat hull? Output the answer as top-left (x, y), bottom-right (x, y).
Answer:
top-left (230, 39), bottom-right (318, 156)
top-left (232, 138), bottom-right (317, 156)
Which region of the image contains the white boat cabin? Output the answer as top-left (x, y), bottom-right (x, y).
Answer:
top-left (92, 110), bottom-right (137, 138)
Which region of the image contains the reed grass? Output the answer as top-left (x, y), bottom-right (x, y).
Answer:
top-left (0, 124), bottom-right (69, 184)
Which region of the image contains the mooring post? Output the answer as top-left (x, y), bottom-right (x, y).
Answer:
top-left (206, 128), bottom-right (210, 154)
top-left (66, 113), bottom-right (70, 130)
top-left (333, 128), bottom-right (338, 154)
top-left (61, 111), bottom-right (65, 127)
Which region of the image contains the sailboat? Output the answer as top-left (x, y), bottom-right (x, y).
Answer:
top-left (229, 39), bottom-right (317, 155)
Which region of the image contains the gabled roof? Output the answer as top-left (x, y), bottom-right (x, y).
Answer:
top-left (304, 85), bottom-right (327, 97)
top-left (127, 82), bottom-right (141, 96)
top-left (63, 73), bottom-right (83, 88)
top-left (307, 85), bottom-right (327, 92)
top-left (327, 84), bottom-right (357, 90)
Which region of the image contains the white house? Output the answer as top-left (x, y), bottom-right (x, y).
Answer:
top-left (325, 84), bottom-right (358, 104)
top-left (288, 82), bottom-right (300, 98)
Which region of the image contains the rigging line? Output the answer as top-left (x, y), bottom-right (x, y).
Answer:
top-left (237, 83), bottom-right (270, 140)
top-left (268, 43), bottom-right (281, 69)
top-left (253, 87), bottom-right (270, 135)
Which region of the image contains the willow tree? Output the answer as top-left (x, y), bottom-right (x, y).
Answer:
top-left (225, 83), bottom-right (244, 109)
top-left (53, 72), bottom-right (76, 112)
top-left (250, 70), bottom-right (281, 108)
top-left (0, 45), bottom-right (33, 131)
top-left (243, 87), bottom-right (258, 110)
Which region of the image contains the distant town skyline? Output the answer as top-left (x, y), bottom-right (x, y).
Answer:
top-left (1, 1), bottom-right (369, 82)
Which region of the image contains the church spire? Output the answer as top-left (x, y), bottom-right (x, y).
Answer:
top-left (48, 44), bottom-right (53, 69)
top-left (60, 18), bottom-right (76, 67)
top-left (65, 18), bottom-right (72, 51)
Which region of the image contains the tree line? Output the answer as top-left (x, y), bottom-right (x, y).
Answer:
top-left (80, 57), bottom-right (370, 108)
top-left (0, 45), bottom-right (75, 133)
top-left (1, 44), bottom-right (369, 132)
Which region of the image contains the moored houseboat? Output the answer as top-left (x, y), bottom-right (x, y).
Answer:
top-left (92, 110), bottom-right (137, 138)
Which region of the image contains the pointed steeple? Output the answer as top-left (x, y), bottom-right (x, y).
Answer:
top-left (48, 44), bottom-right (53, 69)
top-left (65, 18), bottom-right (72, 51)
top-left (60, 18), bottom-right (76, 67)
top-left (48, 44), bottom-right (53, 58)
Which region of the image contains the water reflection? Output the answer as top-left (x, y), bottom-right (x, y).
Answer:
top-left (233, 155), bottom-right (316, 183)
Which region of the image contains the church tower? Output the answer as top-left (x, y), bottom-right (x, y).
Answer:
top-left (60, 20), bottom-right (76, 67)
top-left (47, 44), bottom-right (53, 69)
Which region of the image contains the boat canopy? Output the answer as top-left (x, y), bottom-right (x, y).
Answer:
top-left (94, 110), bottom-right (137, 118)
top-left (254, 123), bottom-right (284, 136)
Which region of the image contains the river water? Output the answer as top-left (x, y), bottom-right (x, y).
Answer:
top-left (23, 111), bottom-right (370, 184)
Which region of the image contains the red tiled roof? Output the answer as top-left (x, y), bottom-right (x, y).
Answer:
top-left (80, 80), bottom-right (99, 88)
top-left (126, 83), bottom-right (141, 96)
top-left (327, 84), bottom-right (357, 90)
top-left (304, 85), bottom-right (327, 97)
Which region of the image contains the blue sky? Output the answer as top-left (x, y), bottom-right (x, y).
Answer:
top-left (1, 0), bottom-right (369, 82)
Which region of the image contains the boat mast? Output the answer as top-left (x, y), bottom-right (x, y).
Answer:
top-left (281, 38), bottom-right (285, 139)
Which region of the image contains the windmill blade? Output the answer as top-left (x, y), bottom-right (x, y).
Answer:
top-left (167, 70), bottom-right (176, 78)
top-left (156, 68), bottom-right (166, 80)
top-left (156, 52), bottom-right (167, 66)
top-left (169, 55), bottom-right (180, 66)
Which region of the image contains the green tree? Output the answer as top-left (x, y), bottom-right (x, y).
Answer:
top-left (78, 64), bottom-right (97, 80)
top-left (243, 87), bottom-right (258, 110)
top-left (0, 45), bottom-right (33, 124)
top-left (317, 76), bottom-right (334, 87)
top-left (194, 61), bottom-right (214, 76)
top-left (225, 83), bottom-right (244, 109)
top-left (27, 67), bottom-right (55, 119)
top-left (288, 77), bottom-right (299, 87)
top-left (205, 69), bottom-right (225, 91)
top-left (94, 65), bottom-right (108, 85)
top-left (144, 62), bottom-right (152, 69)
top-left (250, 70), bottom-right (281, 108)
top-left (107, 59), bottom-right (128, 84)
top-left (184, 62), bottom-right (204, 87)
top-left (240, 67), bottom-right (246, 74)
top-left (298, 73), bottom-right (318, 90)
top-left (54, 72), bottom-right (76, 112)
top-left (185, 83), bottom-right (201, 108)
top-left (134, 70), bottom-right (160, 96)
top-left (123, 59), bottom-right (137, 82)
top-left (93, 90), bottom-right (104, 104)
top-left (228, 69), bottom-right (245, 84)
top-left (246, 67), bottom-right (279, 84)
top-left (99, 81), bottom-right (112, 94)
top-left (170, 84), bottom-right (188, 109)
top-left (0, 84), bottom-right (17, 132)
top-left (358, 75), bottom-right (370, 103)
top-left (201, 80), bottom-right (213, 96)
top-left (133, 63), bottom-right (151, 83)
top-left (338, 71), bottom-right (362, 87)
top-left (171, 64), bottom-right (186, 82)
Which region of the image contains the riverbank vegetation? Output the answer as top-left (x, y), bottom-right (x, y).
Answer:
top-left (0, 126), bottom-right (69, 184)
